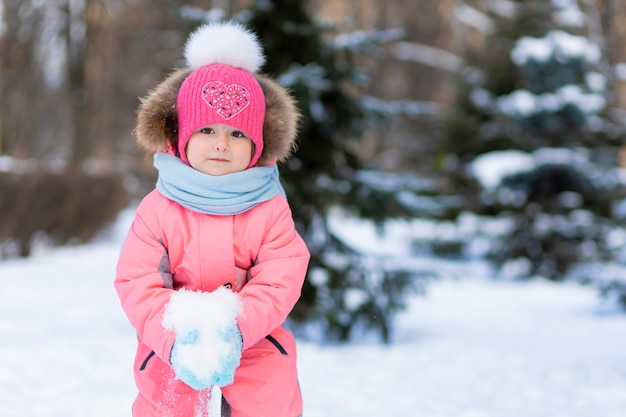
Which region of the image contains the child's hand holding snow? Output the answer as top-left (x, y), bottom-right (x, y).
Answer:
top-left (163, 287), bottom-right (243, 390)
top-left (170, 323), bottom-right (242, 389)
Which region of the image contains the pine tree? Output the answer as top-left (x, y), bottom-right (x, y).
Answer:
top-left (439, 0), bottom-right (626, 284)
top-left (234, 0), bottom-right (430, 342)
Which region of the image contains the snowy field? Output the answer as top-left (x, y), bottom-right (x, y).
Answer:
top-left (1, 210), bottom-right (626, 417)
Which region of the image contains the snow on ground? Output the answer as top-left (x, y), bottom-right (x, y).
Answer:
top-left (1, 210), bottom-right (626, 417)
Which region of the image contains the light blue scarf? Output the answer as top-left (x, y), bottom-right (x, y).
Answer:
top-left (154, 153), bottom-right (286, 215)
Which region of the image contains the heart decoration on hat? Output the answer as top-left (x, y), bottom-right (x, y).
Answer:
top-left (202, 81), bottom-right (251, 120)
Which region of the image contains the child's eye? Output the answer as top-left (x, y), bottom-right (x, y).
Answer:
top-left (231, 130), bottom-right (245, 138)
top-left (200, 127), bottom-right (215, 134)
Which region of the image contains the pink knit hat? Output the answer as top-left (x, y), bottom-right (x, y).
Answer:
top-left (176, 22), bottom-right (266, 167)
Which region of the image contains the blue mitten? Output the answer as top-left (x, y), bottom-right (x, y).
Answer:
top-left (211, 324), bottom-right (243, 387)
top-left (163, 287), bottom-right (244, 390)
top-left (170, 325), bottom-right (242, 389)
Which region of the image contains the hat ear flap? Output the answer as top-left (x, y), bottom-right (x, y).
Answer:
top-left (135, 68), bottom-right (192, 154)
top-left (255, 74), bottom-right (301, 166)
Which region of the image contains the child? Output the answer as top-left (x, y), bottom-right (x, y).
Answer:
top-left (114, 21), bottom-right (309, 417)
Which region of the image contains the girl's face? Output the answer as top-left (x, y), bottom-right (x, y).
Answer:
top-left (185, 124), bottom-right (254, 176)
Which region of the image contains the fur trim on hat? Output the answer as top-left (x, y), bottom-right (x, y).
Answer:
top-left (134, 69), bottom-right (300, 166)
top-left (135, 68), bottom-right (191, 154)
top-left (255, 73), bottom-right (301, 165)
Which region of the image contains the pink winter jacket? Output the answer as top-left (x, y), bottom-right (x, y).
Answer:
top-left (114, 189), bottom-right (309, 415)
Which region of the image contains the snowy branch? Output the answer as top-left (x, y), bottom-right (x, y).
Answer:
top-left (331, 27), bottom-right (406, 51)
top-left (454, 3), bottom-right (495, 34)
top-left (392, 41), bottom-right (464, 73)
top-left (484, 0), bottom-right (518, 19)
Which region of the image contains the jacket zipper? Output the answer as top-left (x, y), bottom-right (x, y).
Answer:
top-left (139, 350), bottom-right (156, 371)
top-left (265, 334), bottom-right (288, 355)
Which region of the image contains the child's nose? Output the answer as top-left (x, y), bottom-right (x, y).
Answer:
top-left (214, 134), bottom-right (229, 151)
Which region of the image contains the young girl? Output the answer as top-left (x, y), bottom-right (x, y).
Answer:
top-left (115, 21), bottom-right (309, 417)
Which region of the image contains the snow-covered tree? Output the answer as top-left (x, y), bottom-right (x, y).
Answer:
top-left (439, 0), bottom-right (626, 283)
top-left (241, 0), bottom-right (434, 342)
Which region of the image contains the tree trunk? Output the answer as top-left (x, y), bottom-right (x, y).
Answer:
top-left (63, 0), bottom-right (90, 168)
top-left (0, 0), bottom-right (39, 157)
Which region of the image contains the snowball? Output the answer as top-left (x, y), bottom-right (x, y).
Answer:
top-left (162, 287), bottom-right (242, 382)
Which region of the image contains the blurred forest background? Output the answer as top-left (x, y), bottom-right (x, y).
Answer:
top-left (2, 0), bottom-right (626, 342)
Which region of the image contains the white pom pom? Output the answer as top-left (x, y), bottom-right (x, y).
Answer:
top-left (184, 21), bottom-right (265, 72)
